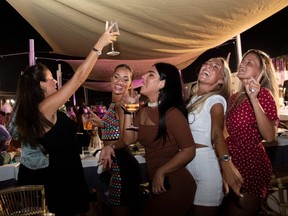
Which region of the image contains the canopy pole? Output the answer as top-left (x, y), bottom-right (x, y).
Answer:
top-left (72, 94), bottom-right (76, 106)
top-left (29, 39), bottom-right (35, 66)
top-left (235, 34), bottom-right (243, 66)
top-left (84, 87), bottom-right (88, 105)
top-left (56, 63), bottom-right (62, 89)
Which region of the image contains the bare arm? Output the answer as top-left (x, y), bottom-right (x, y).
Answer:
top-left (39, 25), bottom-right (118, 119)
top-left (152, 109), bottom-right (196, 194)
top-left (211, 103), bottom-right (243, 197)
top-left (152, 146), bottom-right (195, 194)
top-left (244, 73), bottom-right (277, 142)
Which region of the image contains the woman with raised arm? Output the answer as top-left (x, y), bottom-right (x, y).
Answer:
top-left (13, 26), bottom-right (118, 216)
top-left (223, 49), bottom-right (279, 216)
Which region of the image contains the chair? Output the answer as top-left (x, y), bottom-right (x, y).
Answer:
top-left (0, 185), bottom-right (47, 216)
top-left (261, 176), bottom-right (288, 216)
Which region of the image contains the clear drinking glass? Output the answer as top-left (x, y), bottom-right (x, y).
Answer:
top-left (105, 20), bottom-right (120, 56)
top-left (124, 89), bottom-right (140, 130)
top-left (82, 113), bottom-right (93, 131)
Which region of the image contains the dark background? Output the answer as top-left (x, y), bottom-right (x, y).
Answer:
top-left (0, 1), bottom-right (287, 104)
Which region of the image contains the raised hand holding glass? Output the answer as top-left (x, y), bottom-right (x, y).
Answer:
top-left (105, 20), bottom-right (120, 56)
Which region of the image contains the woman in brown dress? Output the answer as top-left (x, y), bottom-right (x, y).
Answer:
top-left (122, 62), bottom-right (197, 216)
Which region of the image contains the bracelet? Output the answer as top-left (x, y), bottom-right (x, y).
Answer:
top-left (92, 47), bottom-right (102, 56)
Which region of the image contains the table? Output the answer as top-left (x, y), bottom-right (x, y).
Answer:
top-left (81, 152), bottom-right (147, 190)
top-left (0, 151), bottom-right (147, 191)
top-left (0, 162), bottom-right (20, 189)
top-left (81, 151), bottom-right (147, 205)
top-left (279, 107), bottom-right (288, 121)
top-left (264, 133), bottom-right (288, 170)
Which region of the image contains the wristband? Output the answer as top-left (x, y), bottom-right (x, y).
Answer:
top-left (92, 47), bottom-right (102, 56)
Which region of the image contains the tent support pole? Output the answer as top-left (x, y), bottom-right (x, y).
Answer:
top-left (29, 39), bottom-right (35, 66)
top-left (235, 34), bottom-right (242, 65)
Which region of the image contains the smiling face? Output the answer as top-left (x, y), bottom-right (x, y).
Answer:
top-left (110, 66), bottom-right (132, 96)
top-left (40, 69), bottom-right (58, 97)
top-left (198, 58), bottom-right (224, 87)
top-left (237, 52), bottom-right (262, 81)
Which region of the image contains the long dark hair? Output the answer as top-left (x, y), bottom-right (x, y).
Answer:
top-left (154, 62), bottom-right (187, 142)
top-left (14, 63), bottom-right (54, 145)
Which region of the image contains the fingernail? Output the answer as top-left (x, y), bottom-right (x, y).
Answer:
top-left (239, 193), bottom-right (244, 198)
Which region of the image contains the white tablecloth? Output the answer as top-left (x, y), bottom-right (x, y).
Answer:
top-left (0, 162), bottom-right (20, 181)
top-left (279, 108), bottom-right (288, 121)
top-left (81, 151), bottom-right (146, 168)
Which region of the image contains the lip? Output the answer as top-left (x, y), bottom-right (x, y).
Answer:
top-left (199, 69), bottom-right (210, 78)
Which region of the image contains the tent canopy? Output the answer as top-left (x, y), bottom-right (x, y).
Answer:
top-left (7, 0), bottom-right (288, 90)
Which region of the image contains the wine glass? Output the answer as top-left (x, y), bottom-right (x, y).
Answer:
top-left (124, 89), bottom-right (140, 130)
top-left (105, 20), bottom-right (120, 56)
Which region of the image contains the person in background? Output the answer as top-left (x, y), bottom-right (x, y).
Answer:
top-left (1, 99), bottom-right (13, 114)
top-left (0, 111), bottom-right (6, 126)
top-left (12, 27), bottom-right (117, 216)
top-left (0, 124), bottom-right (20, 166)
top-left (121, 62), bottom-right (196, 216)
top-left (98, 64), bottom-right (141, 216)
top-left (223, 49), bottom-right (279, 216)
top-left (185, 57), bottom-right (243, 216)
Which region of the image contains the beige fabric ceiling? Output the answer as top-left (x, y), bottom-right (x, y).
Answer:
top-left (7, 0), bottom-right (288, 91)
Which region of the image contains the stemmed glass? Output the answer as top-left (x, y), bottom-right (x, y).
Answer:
top-left (105, 20), bottom-right (120, 56)
top-left (124, 89), bottom-right (140, 130)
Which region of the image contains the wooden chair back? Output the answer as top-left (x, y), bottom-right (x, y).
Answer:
top-left (0, 185), bottom-right (47, 216)
top-left (261, 176), bottom-right (288, 216)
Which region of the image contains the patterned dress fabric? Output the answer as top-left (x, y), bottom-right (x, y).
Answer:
top-left (226, 88), bottom-right (279, 198)
top-left (101, 102), bottom-right (141, 207)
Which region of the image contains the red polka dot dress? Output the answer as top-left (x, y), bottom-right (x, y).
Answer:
top-left (226, 88), bottom-right (279, 198)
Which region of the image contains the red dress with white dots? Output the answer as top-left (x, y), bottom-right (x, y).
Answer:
top-left (226, 87), bottom-right (279, 198)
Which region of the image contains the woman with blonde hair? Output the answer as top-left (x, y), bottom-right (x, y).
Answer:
top-left (223, 49), bottom-right (279, 216)
top-left (186, 57), bottom-right (243, 216)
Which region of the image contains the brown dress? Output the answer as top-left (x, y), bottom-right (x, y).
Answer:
top-left (135, 107), bottom-right (196, 216)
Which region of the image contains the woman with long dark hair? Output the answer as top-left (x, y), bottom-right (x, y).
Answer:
top-left (122, 62), bottom-right (197, 216)
top-left (13, 27), bottom-right (117, 216)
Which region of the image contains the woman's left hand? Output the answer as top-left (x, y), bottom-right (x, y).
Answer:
top-left (151, 171), bottom-right (168, 195)
top-left (244, 70), bottom-right (263, 98)
top-left (98, 145), bottom-right (115, 168)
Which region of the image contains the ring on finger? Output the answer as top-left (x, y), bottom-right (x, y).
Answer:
top-left (251, 88), bottom-right (255, 93)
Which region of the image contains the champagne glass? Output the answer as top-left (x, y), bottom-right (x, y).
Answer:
top-left (125, 89), bottom-right (140, 130)
top-left (105, 20), bottom-right (120, 56)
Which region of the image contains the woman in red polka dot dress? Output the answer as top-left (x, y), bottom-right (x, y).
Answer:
top-left (223, 49), bottom-right (279, 216)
